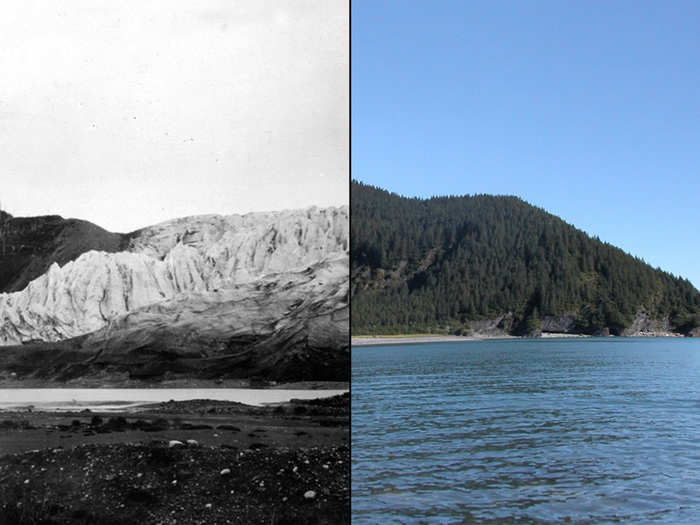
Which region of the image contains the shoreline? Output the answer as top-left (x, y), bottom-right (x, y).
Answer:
top-left (351, 334), bottom-right (516, 346)
top-left (352, 332), bottom-right (688, 346)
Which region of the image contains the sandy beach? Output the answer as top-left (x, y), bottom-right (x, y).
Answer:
top-left (352, 334), bottom-right (508, 346)
top-left (352, 333), bottom-right (594, 346)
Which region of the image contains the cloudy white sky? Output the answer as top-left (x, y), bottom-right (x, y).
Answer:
top-left (0, 1), bottom-right (348, 232)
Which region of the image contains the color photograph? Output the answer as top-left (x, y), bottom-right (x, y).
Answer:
top-left (352, 1), bottom-right (700, 523)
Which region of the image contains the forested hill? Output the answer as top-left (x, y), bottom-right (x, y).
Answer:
top-left (351, 181), bottom-right (700, 336)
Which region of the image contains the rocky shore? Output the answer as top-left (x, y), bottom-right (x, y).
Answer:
top-left (352, 331), bottom-right (690, 346)
top-left (0, 394), bottom-right (349, 524)
top-left (351, 334), bottom-right (514, 346)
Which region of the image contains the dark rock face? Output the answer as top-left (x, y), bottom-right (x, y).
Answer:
top-left (621, 310), bottom-right (671, 336)
top-left (470, 316), bottom-right (512, 337)
top-left (0, 212), bottom-right (124, 293)
top-left (541, 315), bottom-right (577, 333)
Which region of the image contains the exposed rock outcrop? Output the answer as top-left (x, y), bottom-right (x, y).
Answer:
top-left (469, 316), bottom-right (513, 337)
top-left (541, 315), bottom-right (577, 334)
top-left (620, 309), bottom-right (684, 337)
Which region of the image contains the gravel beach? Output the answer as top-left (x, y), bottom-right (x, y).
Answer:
top-left (0, 395), bottom-right (349, 524)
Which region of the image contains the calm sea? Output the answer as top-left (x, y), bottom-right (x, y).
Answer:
top-left (352, 337), bottom-right (700, 524)
top-left (0, 388), bottom-right (347, 412)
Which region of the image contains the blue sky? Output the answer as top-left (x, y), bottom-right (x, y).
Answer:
top-left (352, 1), bottom-right (700, 290)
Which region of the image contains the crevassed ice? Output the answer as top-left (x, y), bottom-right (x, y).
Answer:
top-left (0, 206), bottom-right (348, 346)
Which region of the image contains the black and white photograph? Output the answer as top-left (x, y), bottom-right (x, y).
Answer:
top-left (0, 1), bottom-right (348, 523)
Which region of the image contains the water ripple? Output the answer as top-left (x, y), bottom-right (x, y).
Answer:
top-left (353, 338), bottom-right (700, 524)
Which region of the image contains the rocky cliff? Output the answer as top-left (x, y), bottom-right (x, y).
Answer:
top-left (0, 206), bottom-right (349, 382)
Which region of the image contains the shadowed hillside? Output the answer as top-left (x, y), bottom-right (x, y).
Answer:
top-left (0, 211), bottom-right (125, 293)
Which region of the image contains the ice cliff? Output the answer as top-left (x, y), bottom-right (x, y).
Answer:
top-left (0, 206), bottom-right (348, 347)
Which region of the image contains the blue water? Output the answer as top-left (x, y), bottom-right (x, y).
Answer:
top-left (352, 338), bottom-right (700, 524)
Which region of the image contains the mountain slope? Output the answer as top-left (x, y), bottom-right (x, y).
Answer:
top-left (351, 181), bottom-right (699, 336)
top-left (0, 211), bottom-right (124, 293)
